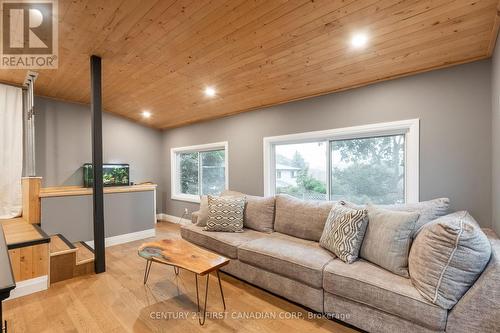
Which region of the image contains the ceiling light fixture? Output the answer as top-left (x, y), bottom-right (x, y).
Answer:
top-left (351, 33), bottom-right (368, 49)
top-left (204, 86), bottom-right (216, 97)
top-left (142, 110), bottom-right (151, 118)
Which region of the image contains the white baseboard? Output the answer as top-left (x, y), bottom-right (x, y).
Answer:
top-left (85, 228), bottom-right (156, 249)
top-left (157, 213), bottom-right (191, 225)
top-left (156, 213), bottom-right (168, 221)
top-left (7, 275), bottom-right (48, 300)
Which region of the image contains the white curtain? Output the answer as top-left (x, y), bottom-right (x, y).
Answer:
top-left (0, 84), bottom-right (23, 219)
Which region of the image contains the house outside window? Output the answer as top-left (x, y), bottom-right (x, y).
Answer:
top-left (171, 142), bottom-right (228, 203)
top-left (263, 120), bottom-right (419, 204)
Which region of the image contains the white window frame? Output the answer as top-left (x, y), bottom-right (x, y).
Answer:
top-left (263, 119), bottom-right (419, 203)
top-left (171, 141), bottom-right (229, 203)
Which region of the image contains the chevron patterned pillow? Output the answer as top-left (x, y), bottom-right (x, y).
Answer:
top-left (204, 195), bottom-right (245, 232)
top-left (320, 203), bottom-right (368, 263)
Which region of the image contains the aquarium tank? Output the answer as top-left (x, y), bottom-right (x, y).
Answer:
top-left (83, 163), bottom-right (130, 187)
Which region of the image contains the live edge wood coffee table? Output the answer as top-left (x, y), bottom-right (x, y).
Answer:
top-left (138, 239), bottom-right (229, 325)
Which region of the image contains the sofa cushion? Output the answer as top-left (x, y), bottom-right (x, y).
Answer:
top-left (238, 232), bottom-right (335, 288)
top-left (409, 211), bottom-right (492, 309)
top-left (384, 198), bottom-right (450, 235)
top-left (319, 203), bottom-right (368, 264)
top-left (344, 197), bottom-right (450, 237)
top-left (180, 223), bottom-right (267, 258)
top-left (323, 259), bottom-right (447, 331)
top-left (191, 210), bottom-right (200, 224)
top-left (221, 189), bottom-right (245, 197)
top-left (221, 190), bottom-right (275, 233)
top-left (446, 231), bottom-right (500, 333)
top-left (243, 195), bottom-right (275, 233)
top-left (222, 259), bottom-right (324, 312)
top-left (196, 195), bottom-right (209, 227)
top-left (274, 194), bottom-right (334, 241)
top-left (324, 294), bottom-right (441, 333)
top-left (360, 205), bottom-right (420, 277)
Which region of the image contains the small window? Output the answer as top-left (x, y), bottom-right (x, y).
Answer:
top-left (171, 142), bottom-right (228, 203)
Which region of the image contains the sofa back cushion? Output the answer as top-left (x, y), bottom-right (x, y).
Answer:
top-left (221, 189), bottom-right (245, 197)
top-left (274, 194), bottom-right (334, 241)
top-left (221, 190), bottom-right (275, 233)
top-left (409, 211), bottom-right (491, 309)
top-left (196, 195), bottom-right (210, 227)
top-left (244, 195), bottom-right (275, 233)
top-left (344, 197), bottom-right (450, 237)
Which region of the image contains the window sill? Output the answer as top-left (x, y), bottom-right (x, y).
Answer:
top-left (171, 194), bottom-right (201, 204)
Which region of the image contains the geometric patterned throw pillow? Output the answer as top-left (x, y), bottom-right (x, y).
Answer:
top-left (204, 195), bottom-right (245, 232)
top-left (319, 203), bottom-right (368, 263)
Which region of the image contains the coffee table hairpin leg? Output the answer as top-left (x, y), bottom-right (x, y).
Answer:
top-left (143, 260), bottom-right (152, 285)
top-left (144, 261), bottom-right (179, 283)
top-left (142, 260), bottom-right (226, 326)
top-left (216, 270), bottom-right (226, 310)
top-left (195, 270), bottom-right (226, 326)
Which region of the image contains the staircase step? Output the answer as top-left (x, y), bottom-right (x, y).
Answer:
top-left (50, 234), bottom-right (78, 283)
top-left (74, 241), bottom-right (95, 265)
top-left (50, 234), bottom-right (77, 257)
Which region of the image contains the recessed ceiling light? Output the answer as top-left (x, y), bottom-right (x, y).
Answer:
top-left (141, 110), bottom-right (151, 118)
top-left (351, 33), bottom-right (368, 48)
top-left (204, 86), bottom-right (216, 97)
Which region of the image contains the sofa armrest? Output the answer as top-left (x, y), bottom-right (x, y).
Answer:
top-left (191, 211), bottom-right (200, 224)
top-left (446, 236), bottom-right (500, 333)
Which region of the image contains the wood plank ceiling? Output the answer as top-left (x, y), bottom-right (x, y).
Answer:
top-left (0, 0), bottom-right (499, 129)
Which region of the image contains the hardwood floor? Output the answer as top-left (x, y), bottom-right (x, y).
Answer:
top-left (3, 222), bottom-right (357, 333)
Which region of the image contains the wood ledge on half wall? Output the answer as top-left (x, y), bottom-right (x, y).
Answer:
top-left (39, 183), bottom-right (157, 198)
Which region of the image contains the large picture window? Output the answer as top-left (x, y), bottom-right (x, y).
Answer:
top-left (264, 120), bottom-right (419, 204)
top-left (171, 142), bottom-right (228, 203)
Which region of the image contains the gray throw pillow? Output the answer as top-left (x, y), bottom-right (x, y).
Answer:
top-left (409, 211), bottom-right (492, 309)
top-left (360, 205), bottom-right (420, 277)
top-left (343, 198), bottom-right (450, 237)
top-left (242, 195), bottom-right (275, 233)
top-left (320, 203), bottom-right (368, 264)
top-left (204, 195), bottom-right (245, 232)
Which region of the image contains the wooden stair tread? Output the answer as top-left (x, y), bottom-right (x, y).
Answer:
top-left (1, 218), bottom-right (48, 246)
top-left (74, 242), bottom-right (94, 265)
top-left (50, 234), bottom-right (77, 256)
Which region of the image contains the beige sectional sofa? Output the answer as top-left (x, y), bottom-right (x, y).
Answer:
top-left (180, 194), bottom-right (500, 333)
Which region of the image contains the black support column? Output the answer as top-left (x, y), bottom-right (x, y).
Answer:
top-left (90, 55), bottom-right (105, 273)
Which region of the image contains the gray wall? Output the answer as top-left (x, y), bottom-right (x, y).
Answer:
top-left (41, 191), bottom-right (155, 242)
top-left (162, 60), bottom-right (493, 227)
top-left (34, 96), bottom-right (164, 212)
top-left (492, 38), bottom-right (500, 235)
